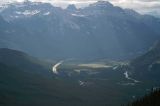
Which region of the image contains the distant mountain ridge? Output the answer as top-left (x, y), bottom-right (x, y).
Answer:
top-left (0, 1), bottom-right (160, 60)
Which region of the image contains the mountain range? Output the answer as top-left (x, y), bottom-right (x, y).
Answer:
top-left (0, 1), bottom-right (160, 60)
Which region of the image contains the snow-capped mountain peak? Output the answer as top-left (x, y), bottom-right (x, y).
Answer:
top-left (0, 1), bottom-right (57, 20)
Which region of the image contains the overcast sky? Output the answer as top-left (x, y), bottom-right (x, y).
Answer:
top-left (2, 0), bottom-right (160, 17)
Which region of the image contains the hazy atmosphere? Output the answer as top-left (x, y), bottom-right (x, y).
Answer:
top-left (0, 0), bottom-right (160, 106)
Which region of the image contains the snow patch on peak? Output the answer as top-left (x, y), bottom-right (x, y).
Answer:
top-left (71, 13), bottom-right (86, 17)
top-left (43, 12), bottom-right (50, 15)
top-left (16, 10), bottom-right (40, 16)
top-left (0, 4), bottom-right (9, 12)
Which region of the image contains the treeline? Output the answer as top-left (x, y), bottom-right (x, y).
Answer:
top-left (126, 89), bottom-right (160, 106)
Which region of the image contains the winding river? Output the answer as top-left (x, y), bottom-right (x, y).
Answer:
top-left (52, 61), bottom-right (63, 74)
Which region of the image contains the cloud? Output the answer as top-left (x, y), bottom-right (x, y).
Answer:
top-left (33, 0), bottom-right (160, 13)
top-left (108, 0), bottom-right (160, 16)
top-left (1, 0), bottom-right (160, 16)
